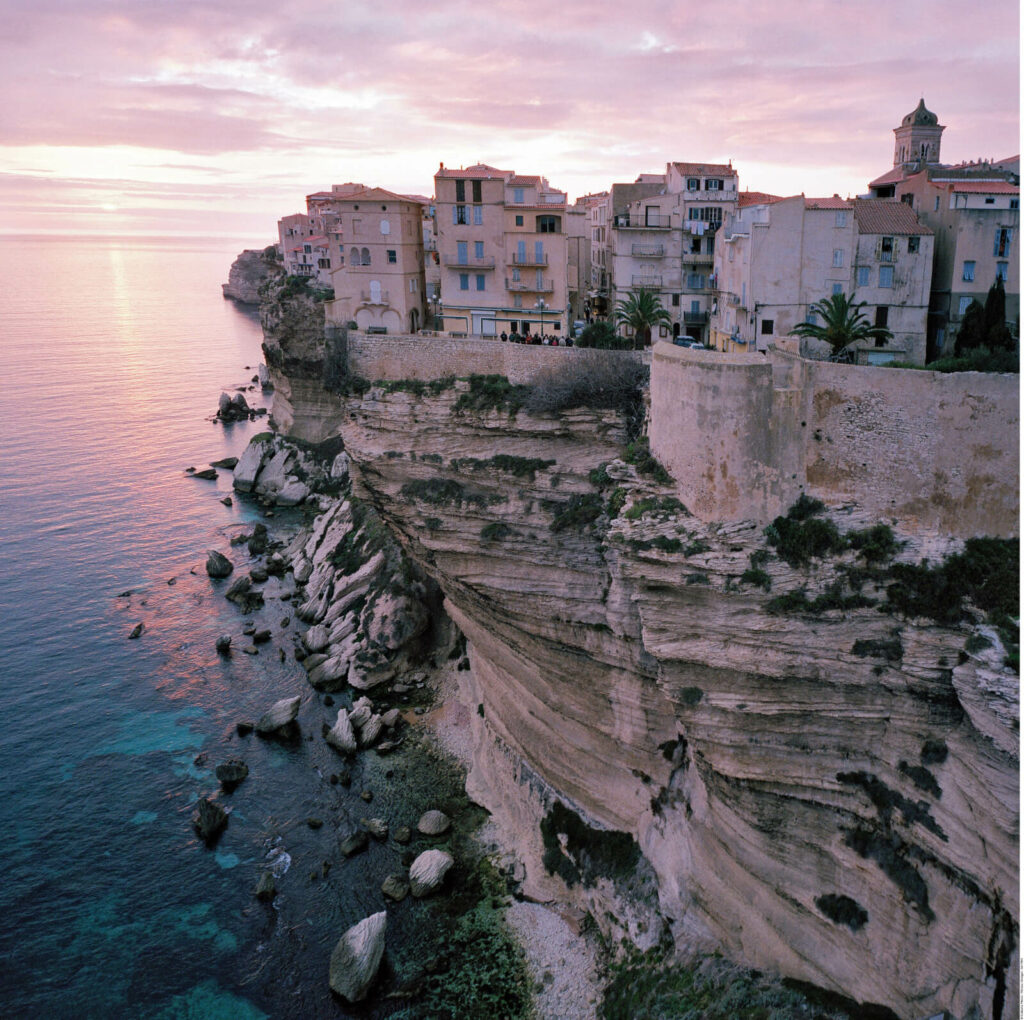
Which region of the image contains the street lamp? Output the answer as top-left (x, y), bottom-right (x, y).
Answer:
top-left (535, 298), bottom-right (547, 337)
top-left (431, 291), bottom-right (443, 332)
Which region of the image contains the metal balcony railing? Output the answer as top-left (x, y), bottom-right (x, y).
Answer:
top-left (505, 278), bottom-right (554, 293)
top-left (360, 290), bottom-right (390, 304)
top-left (614, 213), bottom-right (671, 229)
top-left (682, 251), bottom-right (713, 265)
top-left (511, 253), bottom-right (549, 266)
top-left (684, 311), bottom-right (708, 325)
top-left (631, 275), bottom-right (663, 288)
top-left (631, 244), bottom-right (665, 257)
top-left (442, 254), bottom-right (496, 269)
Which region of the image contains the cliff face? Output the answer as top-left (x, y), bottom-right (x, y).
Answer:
top-left (222, 246), bottom-right (282, 304)
top-left (264, 325), bottom-right (1019, 1020)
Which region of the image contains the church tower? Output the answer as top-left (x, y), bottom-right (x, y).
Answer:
top-left (892, 98), bottom-right (944, 169)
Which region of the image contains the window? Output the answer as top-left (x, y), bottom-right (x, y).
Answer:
top-left (994, 228), bottom-right (1013, 257)
top-left (380, 219), bottom-right (390, 235)
top-left (879, 266), bottom-right (894, 288)
top-left (409, 278), bottom-right (418, 293)
top-left (832, 283), bottom-right (843, 296)
top-left (303, 244), bottom-right (312, 253)
top-left (457, 241), bottom-right (468, 265)
top-left (687, 273), bottom-right (705, 288)
top-left (453, 205), bottom-right (468, 225)
top-left (985, 197), bottom-right (995, 205)
top-left (361, 247), bottom-right (370, 265)
top-left (515, 215), bottom-right (524, 226)
top-left (317, 258), bottom-right (331, 269)
top-left (907, 236), bottom-right (920, 253)
top-left (459, 273), bottom-right (469, 291)
top-left (806, 311), bottom-right (817, 326)
top-left (455, 180), bottom-right (465, 202)
top-left (761, 319), bottom-right (774, 335)
top-left (473, 205), bottom-right (483, 225)
top-left (537, 215), bottom-right (560, 233)
top-left (901, 194), bottom-right (913, 208)
top-left (691, 237), bottom-right (701, 253)
top-left (687, 178), bottom-right (699, 191)
top-left (350, 246), bottom-right (360, 265)
top-left (513, 188), bottom-right (524, 203)
top-left (472, 180), bottom-right (482, 203)
top-left (997, 262), bottom-right (1009, 282)
top-left (512, 268), bottom-right (521, 282)
top-left (706, 179), bottom-right (722, 191)
top-left (387, 249), bottom-right (397, 264)
top-left (835, 211), bottom-right (847, 227)
top-left (857, 266), bottom-right (870, 286)
top-left (958, 296), bottom-right (972, 316)
top-left (935, 196), bottom-right (941, 211)
top-left (1011, 199), bottom-right (1019, 210)
top-left (513, 294), bottom-right (522, 308)
top-left (875, 306), bottom-right (888, 329)
top-left (962, 261), bottom-right (975, 282)
top-left (476, 274), bottom-right (485, 291)
top-left (672, 294), bottom-right (680, 307)
top-left (832, 249), bottom-right (844, 267)
top-left (474, 241), bottom-right (484, 259)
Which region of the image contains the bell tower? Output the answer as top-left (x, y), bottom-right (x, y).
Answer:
top-left (892, 98), bottom-right (944, 169)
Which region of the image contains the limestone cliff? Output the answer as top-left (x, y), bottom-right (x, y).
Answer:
top-left (263, 321), bottom-right (1019, 1020)
top-left (222, 246), bottom-right (282, 304)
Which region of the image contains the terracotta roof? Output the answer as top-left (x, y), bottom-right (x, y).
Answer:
top-left (949, 180), bottom-right (1019, 194)
top-left (738, 191), bottom-right (784, 208)
top-left (852, 199), bottom-right (932, 235)
top-left (805, 197), bottom-right (851, 210)
top-left (672, 161), bottom-right (736, 177)
top-left (869, 167), bottom-right (907, 188)
top-left (435, 163), bottom-right (511, 179)
top-left (508, 175), bottom-right (541, 186)
top-left (402, 193), bottom-right (433, 205)
top-left (331, 186), bottom-right (425, 205)
top-left (306, 191), bottom-right (335, 200)
top-left (927, 165), bottom-right (1017, 182)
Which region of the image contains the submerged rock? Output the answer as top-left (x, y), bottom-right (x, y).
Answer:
top-left (205, 550), bottom-right (234, 578)
top-left (417, 810), bottom-right (451, 836)
top-left (381, 874), bottom-right (409, 902)
top-left (128, 622), bottom-right (145, 640)
top-left (255, 870), bottom-right (276, 902)
top-left (340, 831), bottom-right (369, 857)
top-left (409, 849), bottom-right (453, 897)
top-left (215, 634), bottom-right (232, 655)
top-left (328, 911), bottom-right (387, 1003)
top-left (215, 759), bottom-right (249, 792)
top-left (192, 467), bottom-right (218, 480)
top-left (193, 798), bottom-right (228, 845)
top-left (363, 818), bottom-right (388, 841)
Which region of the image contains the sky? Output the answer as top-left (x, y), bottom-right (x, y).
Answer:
top-left (0, 0), bottom-right (1019, 243)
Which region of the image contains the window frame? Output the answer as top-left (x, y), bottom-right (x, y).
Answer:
top-left (878, 265), bottom-right (894, 289)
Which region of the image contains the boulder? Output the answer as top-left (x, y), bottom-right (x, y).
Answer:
top-left (254, 447), bottom-right (292, 498)
top-left (330, 451), bottom-right (350, 481)
top-left (216, 759), bottom-right (249, 792)
top-left (255, 695), bottom-right (301, 735)
top-left (193, 798), bottom-right (229, 845)
top-left (247, 523), bottom-right (269, 556)
top-left (233, 435), bottom-right (274, 492)
top-left (328, 911), bottom-right (387, 1004)
top-left (359, 714), bottom-right (383, 748)
top-left (349, 698), bottom-right (373, 730)
top-left (409, 849), bottom-right (453, 897)
top-left (128, 622), bottom-right (145, 640)
top-left (255, 870), bottom-right (276, 901)
top-left (303, 624), bottom-right (331, 653)
top-left (225, 575), bottom-right (263, 613)
top-left (381, 874), bottom-right (409, 902)
top-left (392, 826), bottom-right (411, 845)
top-left (210, 457), bottom-right (238, 469)
top-left (417, 810), bottom-right (451, 836)
top-left (257, 364), bottom-right (272, 389)
top-left (276, 479), bottom-right (310, 506)
top-left (206, 550), bottom-right (234, 578)
top-left (326, 710), bottom-right (357, 754)
top-left (363, 818), bottom-right (388, 841)
top-left (381, 708), bottom-right (402, 728)
top-left (215, 634), bottom-right (232, 655)
top-left (192, 467), bottom-right (218, 480)
top-left (340, 831), bottom-right (369, 857)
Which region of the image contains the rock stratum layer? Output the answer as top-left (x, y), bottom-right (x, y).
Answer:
top-left (261, 292), bottom-right (1018, 1020)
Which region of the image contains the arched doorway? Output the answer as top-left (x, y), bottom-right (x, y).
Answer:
top-left (410, 308), bottom-right (420, 333)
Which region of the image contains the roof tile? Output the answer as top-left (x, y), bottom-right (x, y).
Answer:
top-left (852, 199), bottom-right (932, 235)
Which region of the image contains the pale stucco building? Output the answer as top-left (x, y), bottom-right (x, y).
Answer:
top-left (322, 187), bottom-right (428, 334)
top-left (434, 164), bottom-right (571, 336)
top-left (711, 195), bottom-right (934, 364)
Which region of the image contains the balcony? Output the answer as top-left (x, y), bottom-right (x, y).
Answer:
top-left (631, 275), bottom-right (663, 288)
top-left (684, 310), bottom-right (708, 325)
top-left (360, 290), bottom-right (390, 305)
top-left (442, 254), bottom-right (496, 269)
top-left (512, 252), bottom-right (549, 266)
top-left (682, 251), bottom-right (713, 265)
top-left (505, 278), bottom-right (554, 293)
top-left (632, 244), bottom-right (665, 257)
top-left (614, 213), bottom-right (671, 229)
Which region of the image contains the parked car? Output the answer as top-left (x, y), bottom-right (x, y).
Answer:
top-left (672, 336), bottom-right (705, 349)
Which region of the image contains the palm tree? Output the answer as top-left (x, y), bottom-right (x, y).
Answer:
top-left (791, 292), bottom-right (892, 359)
top-left (615, 289), bottom-right (672, 349)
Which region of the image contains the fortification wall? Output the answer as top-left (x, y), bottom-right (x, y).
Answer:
top-left (650, 341), bottom-right (1019, 537)
top-left (342, 330), bottom-right (645, 386)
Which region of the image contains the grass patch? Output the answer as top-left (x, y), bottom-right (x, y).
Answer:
top-left (623, 437), bottom-right (671, 484)
top-left (740, 567), bottom-right (772, 591)
top-left (400, 477), bottom-right (500, 509)
top-left (589, 462), bottom-right (611, 487)
top-left (606, 487), bottom-right (627, 519)
top-left (479, 522), bottom-right (512, 542)
top-left (892, 346), bottom-right (1019, 374)
top-left (452, 374), bottom-right (529, 415)
top-left (630, 535), bottom-right (683, 553)
top-left (767, 582), bottom-right (875, 616)
top-left (452, 454), bottom-right (555, 481)
top-left (550, 493), bottom-right (604, 533)
top-left (376, 376), bottom-right (456, 397)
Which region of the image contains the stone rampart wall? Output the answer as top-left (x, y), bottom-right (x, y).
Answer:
top-left (341, 330), bottom-right (646, 386)
top-left (650, 341), bottom-right (1019, 536)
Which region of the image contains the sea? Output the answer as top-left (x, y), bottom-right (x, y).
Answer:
top-left (0, 236), bottom-right (459, 1019)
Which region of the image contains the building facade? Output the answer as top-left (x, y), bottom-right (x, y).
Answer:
top-left (711, 196), bottom-right (934, 364)
top-left (434, 164), bottom-right (571, 336)
top-left (322, 187), bottom-right (427, 334)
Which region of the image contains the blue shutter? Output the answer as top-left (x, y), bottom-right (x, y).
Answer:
top-left (452, 206), bottom-right (458, 225)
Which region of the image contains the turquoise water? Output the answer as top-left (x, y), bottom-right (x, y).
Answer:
top-left (0, 237), bottom-right (434, 1019)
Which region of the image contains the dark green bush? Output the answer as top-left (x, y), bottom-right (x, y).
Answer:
top-left (740, 567), bottom-right (772, 591)
top-left (452, 374), bottom-right (529, 415)
top-left (480, 522), bottom-right (512, 542)
top-left (550, 493), bottom-right (604, 532)
top-left (623, 437), bottom-right (672, 484)
top-left (847, 524), bottom-right (900, 564)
